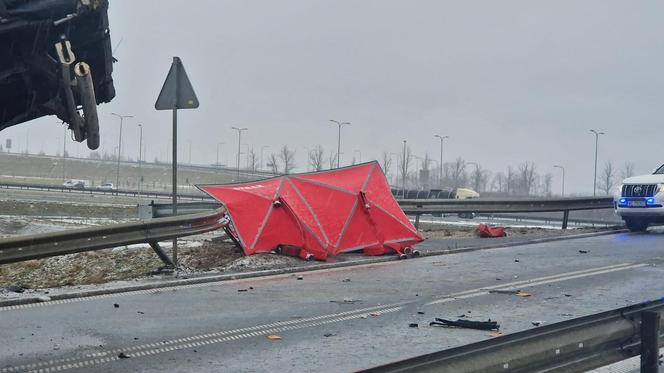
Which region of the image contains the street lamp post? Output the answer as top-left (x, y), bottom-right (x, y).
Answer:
top-left (111, 113), bottom-right (133, 191)
top-left (138, 124), bottom-right (143, 196)
top-left (434, 135), bottom-right (449, 188)
top-left (232, 127), bottom-right (248, 180)
top-left (329, 120), bottom-right (350, 168)
top-left (402, 140), bottom-right (407, 198)
top-left (553, 165), bottom-right (565, 196)
top-left (590, 129), bottom-right (605, 196)
top-left (62, 124), bottom-right (67, 180)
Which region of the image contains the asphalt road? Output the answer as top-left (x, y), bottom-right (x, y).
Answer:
top-left (2, 229), bottom-right (664, 372)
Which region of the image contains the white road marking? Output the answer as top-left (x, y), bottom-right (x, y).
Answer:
top-left (1, 303), bottom-right (403, 373)
top-left (427, 262), bottom-right (646, 305)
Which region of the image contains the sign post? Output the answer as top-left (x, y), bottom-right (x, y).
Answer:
top-left (155, 56), bottom-right (199, 268)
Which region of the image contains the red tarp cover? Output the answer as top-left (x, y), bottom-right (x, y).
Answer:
top-left (198, 162), bottom-right (424, 260)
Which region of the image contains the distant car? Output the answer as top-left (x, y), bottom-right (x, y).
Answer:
top-left (99, 182), bottom-right (115, 190)
top-left (614, 164), bottom-right (664, 232)
top-left (63, 179), bottom-right (86, 189)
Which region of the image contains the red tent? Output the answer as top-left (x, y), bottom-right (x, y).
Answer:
top-left (198, 162), bottom-right (423, 260)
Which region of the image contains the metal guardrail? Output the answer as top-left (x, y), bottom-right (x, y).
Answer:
top-left (0, 196), bottom-right (616, 265)
top-left (399, 197), bottom-right (615, 229)
top-left (0, 208), bottom-right (226, 265)
top-left (398, 196), bottom-right (614, 213)
top-left (361, 299), bottom-right (663, 373)
top-left (0, 181), bottom-right (210, 200)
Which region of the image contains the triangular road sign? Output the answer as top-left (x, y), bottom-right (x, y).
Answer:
top-left (155, 56), bottom-right (200, 110)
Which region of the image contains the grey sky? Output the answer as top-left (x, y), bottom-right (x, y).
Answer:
top-left (3, 0), bottom-right (664, 193)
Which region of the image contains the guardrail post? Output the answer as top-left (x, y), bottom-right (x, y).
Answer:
top-left (562, 210), bottom-right (570, 230)
top-left (149, 242), bottom-right (175, 268)
top-left (641, 311), bottom-right (660, 373)
top-left (415, 214), bottom-right (420, 229)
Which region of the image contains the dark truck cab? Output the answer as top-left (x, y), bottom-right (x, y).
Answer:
top-left (0, 0), bottom-right (115, 149)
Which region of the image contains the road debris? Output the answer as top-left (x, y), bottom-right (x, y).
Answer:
top-left (531, 320), bottom-right (545, 326)
top-left (267, 335), bottom-right (282, 340)
top-left (342, 279), bottom-right (351, 282)
top-left (514, 259), bottom-right (520, 263)
top-left (237, 289), bottom-right (248, 292)
top-left (579, 250), bottom-right (589, 254)
top-left (430, 318), bottom-right (500, 331)
top-left (417, 311), bottom-right (425, 315)
top-left (113, 303), bottom-right (119, 308)
top-left (323, 333), bottom-right (336, 337)
top-left (330, 298), bottom-right (360, 304)
top-left (516, 291), bottom-right (532, 297)
top-left (409, 323), bottom-right (419, 328)
top-left (118, 352), bottom-right (130, 359)
top-left (369, 311), bottom-right (382, 317)
top-left (37, 295), bottom-right (51, 302)
top-left (486, 331), bottom-right (504, 337)
top-left (489, 289), bottom-right (520, 295)
top-left (296, 275), bottom-right (303, 280)
top-left (6, 285), bottom-right (24, 293)
top-left (477, 224), bottom-right (507, 238)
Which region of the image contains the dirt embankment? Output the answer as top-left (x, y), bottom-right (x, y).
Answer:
top-left (0, 239), bottom-right (244, 289)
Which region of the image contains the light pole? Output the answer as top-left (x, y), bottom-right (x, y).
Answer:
top-left (232, 127), bottom-right (248, 180)
top-left (590, 129), bottom-right (605, 196)
top-left (216, 142), bottom-right (225, 167)
top-left (434, 135), bottom-right (449, 188)
top-left (553, 165), bottom-right (565, 196)
top-left (329, 119), bottom-right (350, 168)
top-left (402, 140), bottom-right (407, 198)
top-left (111, 113), bottom-right (133, 190)
top-left (61, 123), bottom-right (67, 180)
top-left (138, 124), bottom-right (143, 195)
top-left (260, 145), bottom-right (269, 170)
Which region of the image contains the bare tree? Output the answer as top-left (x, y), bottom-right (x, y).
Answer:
top-left (451, 157), bottom-right (466, 189)
top-left (422, 153), bottom-right (432, 171)
top-left (279, 145), bottom-right (296, 174)
top-left (598, 161), bottom-right (616, 195)
top-left (518, 162), bottom-right (537, 195)
top-left (397, 145), bottom-right (412, 191)
top-left (247, 148), bottom-right (258, 172)
top-left (381, 152), bottom-right (393, 179)
top-left (308, 145), bottom-right (325, 171)
top-left (542, 173), bottom-right (553, 196)
top-left (491, 172), bottom-right (506, 193)
top-left (328, 152), bottom-right (338, 170)
top-left (621, 162), bottom-right (635, 180)
top-left (267, 153), bottom-right (280, 174)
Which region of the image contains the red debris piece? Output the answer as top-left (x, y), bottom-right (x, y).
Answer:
top-left (477, 224), bottom-right (507, 238)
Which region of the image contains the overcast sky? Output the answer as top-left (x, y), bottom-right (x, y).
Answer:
top-left (4, 0), bottom-right (664, 194)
